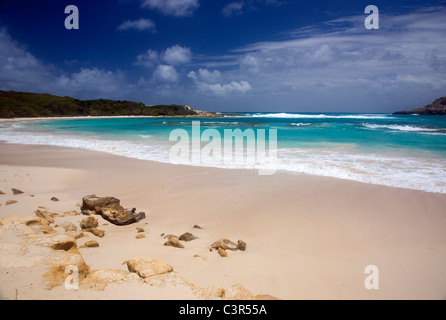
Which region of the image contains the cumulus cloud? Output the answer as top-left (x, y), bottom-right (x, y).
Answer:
top-left (117, 18), bottom-right (156, 32)
top-left (188, 68), bottom-right (251, 95)
top-left (153, 64), bottom-right (179, 82)
top-left (141, 0), bottom-right (199, 17)
top-left (134, 49), bottom-right (159, 68)
top-left (222, 2), bottom-right (244, 17)
top-left (162, 45), bottom-right (192, 65)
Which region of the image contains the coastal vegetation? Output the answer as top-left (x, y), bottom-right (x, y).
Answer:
top-left (0, 90), bottom-right (197, 118)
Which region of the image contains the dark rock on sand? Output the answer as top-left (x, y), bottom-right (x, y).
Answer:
top-left (82, 240), bottom-right (99, 248)
top-left (51, 197), bottom-right (59, 202)
top-left (11, 188), bottom-right (24, 195)
top-left (81, 195), bottom-right (146, 226)
top-left (179, 232), bottom-right (198, 242)
top-left (5, 200), bottom-right (18, 206)
top-left (193, 225), bottom-right (203, 229)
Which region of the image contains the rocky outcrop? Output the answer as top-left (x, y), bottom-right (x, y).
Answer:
top-left (164, 237), bottom-right (184, 249)
top-left (125, 257), bottom-right (173, 279)
top-left (81, 195), bottom-right (146, 226)
top-left (210, 238), bottom-right (247, 257)
top-left (394, 96), bottom-right (446, 115)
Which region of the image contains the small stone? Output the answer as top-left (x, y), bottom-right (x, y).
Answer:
top-left (66, 231), bottom-right (84, 239)
top-left (61, 221), bottom-right (77, 232)
top-left (160, 233), bottom-right (165, 237)
top-left (80, 216), bottom-right (98, 230)
top-left (63, 211), bottom-right (80, 216)
top-left (0, 190), bottom-right (5, 195)
top-left (218, 247), bottom-right (228, 257)
top-left (136, 227), bottom-right (145, 233)
top-left (164, 237), bottom-right (184, 249)
top-left (5, 200), bottom-right (18, 206)
top-left (193, 225), bottom-right (203, 229)
top-left (179, 232), bottom-right (198, 242)
top-left (11, 188), bottom-right (24, 195)
top-left (163, 234), bottom-right (178, 240)
top-left (83, 240), bottom-right (99, 248)
top-left (35, 209), bottom-right (55, 224)
top-left (237, 240), bottom-right (247, 251)
top-left (85, 228), bottom-right (105, 238)
top-left (136, 234), bottom-right (146, 239)
top-left (51, 197), bottom-right (59, 202)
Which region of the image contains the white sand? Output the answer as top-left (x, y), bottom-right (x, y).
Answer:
top-left (1, 142), bottom-right (446, 300)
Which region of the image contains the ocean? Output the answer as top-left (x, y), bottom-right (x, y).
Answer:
top-left (1, 113), bottom-right (445, 193)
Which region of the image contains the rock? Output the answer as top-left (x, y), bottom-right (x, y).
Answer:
top-left (136, 227), bottom-right (145, 233)
top-left (0, 190), bottom-right (5, 195)
top-left (63, 211), bottom-right (80, 216)
top-left (11, 188), bottom-right (24, 195)
top-left (237, 240), bottom-right (247, 251)
top-left (193, 225), bottom-right (203, 229)
top-left (5, 200), bottom-right (18, 206)
top-left (61, 222), bottom-right (77, 232)
top-left (66, 231), bottom-right (84, 239)
top-left (179, 232), bottom-right (198, 242)
top-left (126, 257), bottom-right (173, 279)
top-left (164, 237), bottom-right (184, 249)
top-left (218, 247), bottom-right (228, 257)
top-left (82, 269), bottom-right (139, 291)
top-left (35, 209), bottom-right (55, 224)
top-left (80, 216), bottom-right (98, 230)
top-left (50, 197), bottom-right (59, 202)
top-left (225, 284), bottom-right (254, 300)
top-left (163, 234), bottom-right (177, 240)
top-left (394, 96), bottom-right (446, 115)
top-left (82, 240), bottom-right (99, 248)
top-left (81, 194), bottom-right (146, 226)
top-left (84, 228), bottom-right (105, 238)
top-left (136, 234), bottom-right (146, 239)
top-left (193, 254), bottom-right (207, 261)
top-left (210, 238), bottom-right (239, 251)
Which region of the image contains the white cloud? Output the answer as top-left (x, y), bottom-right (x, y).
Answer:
top-left (198, 81), bottom-right (251, 96)
top-left (162, 45), bottom-right (192, 65)
top-left (222, 2), bottom-right (244, 17)
top-left (153, 64), bottom-right (178, 82)
top-left (134, 49), bottom-right (159, 68)
top-left (117, 18), bottom-right (156, 32)
top-left (188, 68), bottom-right (221, 83)
top-left (141, 0), bottom-right (199, 17)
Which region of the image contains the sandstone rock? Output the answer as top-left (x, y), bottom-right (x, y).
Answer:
top-left (225, 284), bottom-right (254, 300)
top-left (6, 200), bottom-right (18, 206)
top-left (210, 238), bottom-right (239, 251)
top-left (126, 257), bottom-right (173, 279)
top-left (81, 194), bottom-right (146, 226)
top-left (11, 188), bottom-right (24, 195)
top-left (179, 232), bottom-right (198, 242)
top-left (163, 234), bottom-right (177, 240)
top-left (83, 240), bottom-right (99, 248)
top-left (35, 209), bottom-right (55, 224)
top-left (136, 234), bottom-right (146, 239)
top-left (61, 221), bottom-right (77, 232)
top-left (201, 286), bottom-right (226, 299)
top-left (218, 247), bottom-right (228, 257)
top-left (80, 216), bottom-right (98, 230)
top-left (136, 227), bottom-right (145, 233)
top-left (51, 197), bottom-right (59, 202)
top-left (0, 190), bottom-right (5, 194)
top-left (84, 228), bottom-right (105, 238)
top-left (63, 211), bottom-right (80, 216)
top-left (82, 269), bottom-right (139, 291)
top-left (164, 237), bottom-right (184, 249)
top-left (66, 231), bottom-right (84, 239)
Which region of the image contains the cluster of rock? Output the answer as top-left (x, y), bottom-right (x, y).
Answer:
top-left (81, 194), bottom-right (145, 226)
top-left (210, 239), bottom-right (247, 257)
top-left (0, 188), bottom-right (24, 206)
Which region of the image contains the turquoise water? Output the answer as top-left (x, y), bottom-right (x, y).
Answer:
top-left (1, 113), bottom-right (446, 193)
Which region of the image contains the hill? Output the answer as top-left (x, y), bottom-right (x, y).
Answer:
top-left (0, 91), bottom-right (198, 118)
top-left (394, 96), bottom-right (446, 115)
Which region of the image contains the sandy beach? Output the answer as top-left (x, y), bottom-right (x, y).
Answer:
top-left (1, 140), bottom-right (446, 300)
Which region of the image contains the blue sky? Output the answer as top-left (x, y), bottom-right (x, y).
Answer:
top-left (0, 0), bottom-right (445, 112)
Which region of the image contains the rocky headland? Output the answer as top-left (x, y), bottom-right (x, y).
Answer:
top-left (394, 96), bottom-right (446, 115)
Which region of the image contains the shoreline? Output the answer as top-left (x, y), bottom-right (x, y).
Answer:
top-left (1, 142), bottom-right (446, 299)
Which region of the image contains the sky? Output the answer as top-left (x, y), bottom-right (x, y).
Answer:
top-left (0, 0), bottom-right (445, 113)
